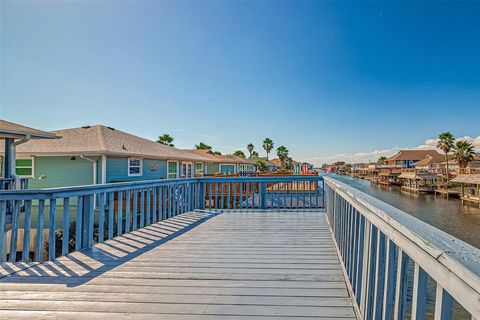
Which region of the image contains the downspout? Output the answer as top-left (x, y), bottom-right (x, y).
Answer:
top-left (80, 155), bottom-right (97, 209)
top-left (10, 135), bottom-right (31, 190)
top-left (80, 155), bottom-right (97, 185)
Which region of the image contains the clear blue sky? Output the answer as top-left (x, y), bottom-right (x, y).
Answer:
top-left (1, 1), bottom-right (479, 164)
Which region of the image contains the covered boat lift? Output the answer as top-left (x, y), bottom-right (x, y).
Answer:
top-left (398, 171), bottom-right (438, 193)
top-left (451, 174), bottom-right (480, 208)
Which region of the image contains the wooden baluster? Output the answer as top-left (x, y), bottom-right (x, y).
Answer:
top-left (411, 263), bottom-right (428, 320)
top-left (108, 192), bottom-right (114, 239)
top-left (87, 195), bottom-right (94, 247)
top-left (394, 250), bottom-right (410, 320)
top-left (35, 199), bottom-right (46, 262)
top-left (61, 198), bottom-right (70, 256)
top-left (239, 182), bottom-right (243, 209)
top-left (355, 215), bottom-right (366, 305)
top-left (152, 187), bottom-right (157, 222)
top-left (8, 200), bottom-right (20, 262)
top-left (167, 185), bottom-right (171, 218)
top-left (125, 191), bottom-right (131, 232)
top-left (22, 200), bottom-right (32, 261)
top-left (133, 190), bottom-right (138, 229)
top-left (382, 240), bottom-right (398, 320)
top-left (48, 199), bottom-right (57, 260)
top-left (227, 182), bottom-right (231, 209)
top-left (220, 182), bottom-right (224, 209)
top-left (373, 231), bottom-right (387, 319)
top-left (146, 189), bottom-right (151, 225)
top-left (434, 285), bottom-right (453, 320)
top-left (140, 189), bottom-right (145, 226)
top-left (246, 182), bottom-right (250, 209)
top-left (210, 182), bottom-right (213, 209)
top-left (75, 197), bottom-right (83, 251)
top-left (158, 187), bottom-right (163, 220)
top-left (98, 193), bottom-right (105, 243)
top-left (0, 201), bottom-right (7, 262)
top-left (117, 191), bottom-right (123, 236)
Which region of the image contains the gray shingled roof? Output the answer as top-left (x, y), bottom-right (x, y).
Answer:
top-left (186, 149), bottom-right (250, 164)
top-left (13, 125), bottom-right (210, 162)
top-left (387, 150), bottom-right (442, 161)
top-left (0, 120), bottom-right (58, 139)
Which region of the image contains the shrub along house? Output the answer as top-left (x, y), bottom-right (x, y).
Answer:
top-left (8, 125), bottom-right (210, 189)
top-left (187, 149), bottom-right (257, 175)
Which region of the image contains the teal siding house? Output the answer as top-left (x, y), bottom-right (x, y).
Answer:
top-left (10, 125), bottom-right (209, 189)
top-left (187, 149), bottom-right (257, 175)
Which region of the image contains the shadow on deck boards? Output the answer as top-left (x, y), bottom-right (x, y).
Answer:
top-left (0, 211), bottom-right (219, 286)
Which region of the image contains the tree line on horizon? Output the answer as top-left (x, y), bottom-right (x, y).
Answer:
top-left (156, 134), bottom-right (295, 171)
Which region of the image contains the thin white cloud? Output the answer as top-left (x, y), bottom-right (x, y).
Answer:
top-left (306, 135), bottom-right (480, 166)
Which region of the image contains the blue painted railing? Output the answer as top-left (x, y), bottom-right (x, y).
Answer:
top-left (324, 176), bottom-right (480, 320)
top-left (0, 178), bottom-right (29, 190)
top-left (0, 175), bottom-right (323, 263)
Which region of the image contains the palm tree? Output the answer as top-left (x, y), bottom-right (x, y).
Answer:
top-left (157, 134), bottom-right (174, 147)
top-left (233, 150), bottom-right (246, 159)
top-left (377, 156), bottom-right (387, 165)
top-left (257, 160), bottom-right (268, 173)
top-left (436, 131), bottom-right (455, 181)
top-left (195, 142), bottom-right (212, 150)
top-left (247, 143), bottom-right (254, 158)
top-left (453, 140), bottom-right (475, 168)
top-left (263, 138), bottom-right (274, 160)
top-left (276, 145), bottom-right (289, 168)
top-left (251, 151), bottom-right (259, 158)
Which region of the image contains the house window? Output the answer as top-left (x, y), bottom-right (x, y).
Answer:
top-left (195, 162), bottom-right (203, 176)
top-left (128, 158), bottom-right (143, 176)
top-left (220, 164), bottom-right (235, 174)
top-left (16, 158), bottom-right (34, 177)
top-left (168, 161), bottom-right (178, 179)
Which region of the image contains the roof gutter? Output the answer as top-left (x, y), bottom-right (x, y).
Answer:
top-left (10, 135), bottom-right (31, 189)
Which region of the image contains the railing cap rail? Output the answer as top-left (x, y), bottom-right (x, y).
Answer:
top-left (0, 175), bottom-right (323, 200)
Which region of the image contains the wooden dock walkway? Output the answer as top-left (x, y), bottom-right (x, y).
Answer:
top-left (0, 211), bottom-right (356, 319)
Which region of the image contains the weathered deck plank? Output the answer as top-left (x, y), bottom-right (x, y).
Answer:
top-left (0, 211), bottom-right (356, 319)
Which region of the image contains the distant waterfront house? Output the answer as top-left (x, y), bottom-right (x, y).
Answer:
top-left (187, 149), bottom-right (257, 175)
top-left (269, 158), bottom-right (313, 174)
top-left (412, 153), bottom-right (452, 170)
top-left (2, 125), bottom-right (209, 189)
top-left (386, 150), bottom-right (443, 168)
top-left (249, 157), bottom-right (279, 172)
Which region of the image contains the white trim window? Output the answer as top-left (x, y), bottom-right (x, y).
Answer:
top-left (167, 161), bottom-right (178, 179)
top-left (16, 157), bottom-right (34, 178)
top-left (195, 162), bottom-right (203, 176)
top-left (128, 158), bottom-right (143, 176)
top-left (220, 164), bottom-right (236, 174)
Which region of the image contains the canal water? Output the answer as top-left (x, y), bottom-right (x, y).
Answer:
top-left (325, 173), bottom-right (480, 249)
